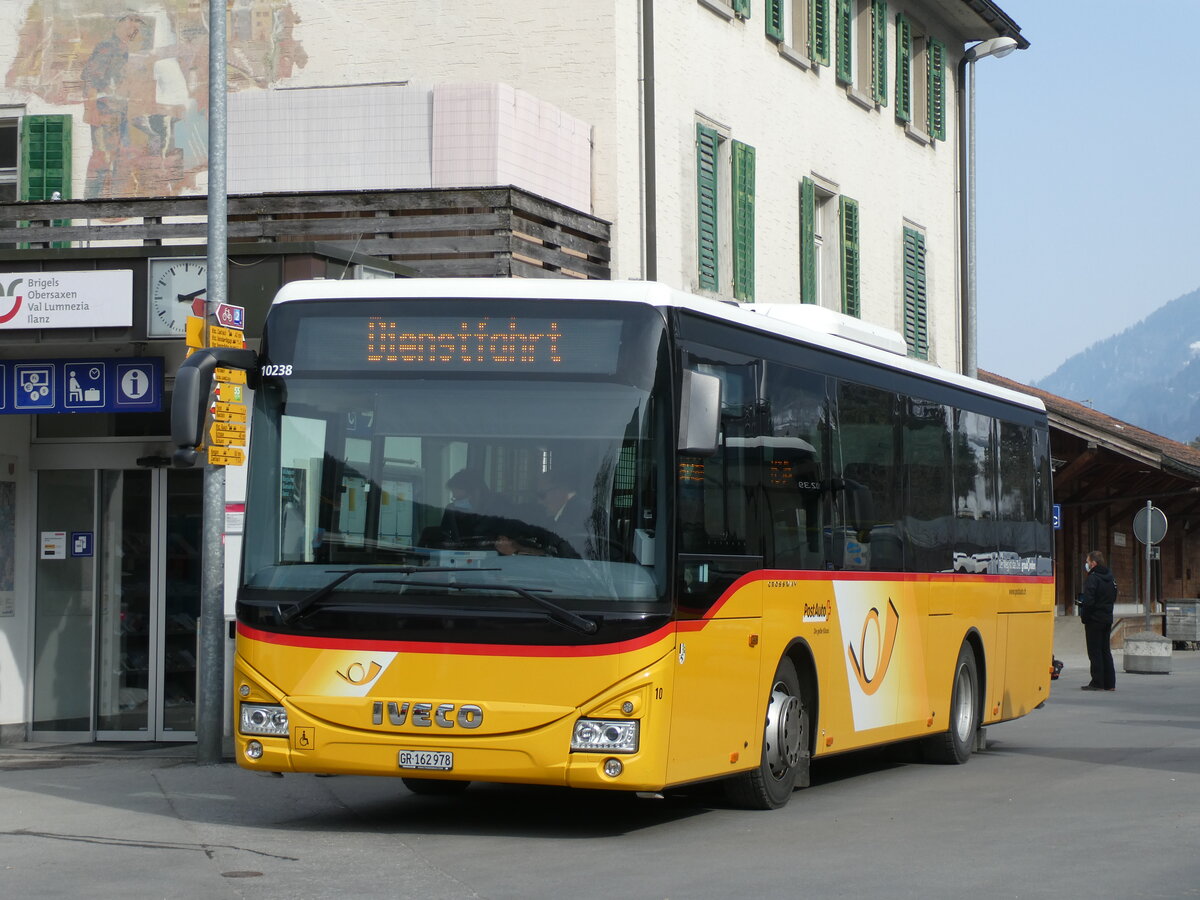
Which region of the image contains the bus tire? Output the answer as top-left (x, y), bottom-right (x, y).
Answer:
top-left (402, 778), bottom-right (471, 796)
top-left (723, 657), bottom-right (809, 810)
top-left (925, 643), bottom-right (979, 765)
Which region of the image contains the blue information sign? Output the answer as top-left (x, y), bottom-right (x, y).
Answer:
top-left (0, 357), bottom-right (162, 415)
top-left (1052, 504), bottom-right (1062, 530)
top-left (70, 531), bottom-right (94, 558)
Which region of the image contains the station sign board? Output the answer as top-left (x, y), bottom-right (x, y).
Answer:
top-left (0, 357), bottom-right (162, 415)
top-left (0, 270), bottom-right (133, 331)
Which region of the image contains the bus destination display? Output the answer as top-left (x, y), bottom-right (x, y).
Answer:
top-left (294, 314), bottom-right (623, 374)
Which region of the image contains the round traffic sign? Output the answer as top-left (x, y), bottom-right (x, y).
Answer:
top-left (1133, 505), bottom-right (1168, 545)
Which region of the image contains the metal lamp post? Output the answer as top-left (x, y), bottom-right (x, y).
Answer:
top-left (958, 36), bottom-right (1018, 379)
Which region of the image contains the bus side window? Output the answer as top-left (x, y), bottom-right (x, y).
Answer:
top-left (678, 358), bottom-right (762, 557)
top-left (833, 380), bottom-right (905, 572)
top-left (761, 361), bottom-right (829, 570)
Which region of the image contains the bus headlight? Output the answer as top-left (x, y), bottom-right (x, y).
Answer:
top-left (240, 703), bottom-right (289, 736)
top-left (571, 718), bottom-right (639, 753)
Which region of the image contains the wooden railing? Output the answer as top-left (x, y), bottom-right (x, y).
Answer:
top-left (0, 186), bottom-right (611, 279)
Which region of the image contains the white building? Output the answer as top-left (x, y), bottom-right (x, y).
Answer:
top-left (0, 0), bottom-right (1025, 744)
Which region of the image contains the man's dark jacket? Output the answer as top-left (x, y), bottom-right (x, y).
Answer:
top-left (1080, 564), bottom-right (1117, 626)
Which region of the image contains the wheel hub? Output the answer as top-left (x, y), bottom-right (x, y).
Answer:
top-left (764, 682), bottom-right (803, 778)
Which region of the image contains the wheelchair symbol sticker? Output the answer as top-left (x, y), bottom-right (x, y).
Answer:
top-left (15, 365), bottom-right (55, 409)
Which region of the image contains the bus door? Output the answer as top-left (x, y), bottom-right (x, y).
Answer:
top-left (667, 357), bottom-right (765, 784)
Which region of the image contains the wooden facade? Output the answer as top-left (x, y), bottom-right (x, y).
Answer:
top-left (0, 187), bottom-right (611, 280)
top-left (984, 372), bottom-right (1200, 620)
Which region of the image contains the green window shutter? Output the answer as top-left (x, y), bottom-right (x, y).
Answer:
top-left (835, 0), bottom-right (853, 84)
top-left (927, 37), bottom-right (947, 141)
top-left (800, 177), bottom-right (816, 304)
top-left (895, 13), bottom-right (911, 123)
top-left (810, 0), bottom-right (830, 66)
top-left (872, 0), bottom-right (888, 105)
top-left (903, 227), bottom-right (928, 359)
top-left (20, 114), bottom-right (72, 202)
top-left (840, 196), bottom-right (860, 317)
top-left (696, 123), bottom-right (720, 292)
top-left (733, 0), bottom-right (751, 18)
top-left (732, 141), bottom-right (756, 302)
top-left (766, 0), bottom-right (784, 40)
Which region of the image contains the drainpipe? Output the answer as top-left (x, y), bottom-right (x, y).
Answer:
top-left (640, 0), bottom-right (657, 281)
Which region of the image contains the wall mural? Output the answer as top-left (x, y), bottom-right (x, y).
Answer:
top-left (5, 1), bottom-right (307, 198)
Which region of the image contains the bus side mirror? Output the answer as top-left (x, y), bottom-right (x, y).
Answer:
top-left (678, 370), bottom-right (721, 457)
top-left (171, 348), bottom-right (259, 467)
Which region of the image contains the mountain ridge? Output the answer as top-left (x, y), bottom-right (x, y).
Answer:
top-left (1032, 287), bottom-right (1200, 444)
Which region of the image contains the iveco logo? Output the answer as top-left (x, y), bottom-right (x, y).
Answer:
top-left (372, 700), bottom-right (484, 729)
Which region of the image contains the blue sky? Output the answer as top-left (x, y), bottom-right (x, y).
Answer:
top-left (974, 1), bottom-right (1200, 385)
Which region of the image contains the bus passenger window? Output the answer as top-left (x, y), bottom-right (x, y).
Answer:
top-left (833, 380), bottom-right (904, 571)
top-left (762, 361), bottom-right (829, 570)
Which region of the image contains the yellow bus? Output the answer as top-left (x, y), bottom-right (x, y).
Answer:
top-left (172, 279), bottom-right (1054, 809)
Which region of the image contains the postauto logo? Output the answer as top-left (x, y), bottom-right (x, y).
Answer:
top-left (0, 278), bottom-right (22, 324)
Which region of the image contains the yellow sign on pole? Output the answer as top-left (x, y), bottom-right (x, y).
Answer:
top-left (209, 324), bottom-right (246, 349)
top-left (209, 422), bottom-right (247, 446)
top-left (214, 366), bottom-right (247, 385)
top-left (207, 446), bottom-right (246, 467)
top-left (216, 383), bottom-right (244, 403)
top-left (185, 316), bottom-right (206, 349)
top-left (212, 401), bottom-right (247, 422)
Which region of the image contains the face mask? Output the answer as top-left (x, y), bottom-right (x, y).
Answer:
top-left (1083, 562), bottom-right (1091, 573)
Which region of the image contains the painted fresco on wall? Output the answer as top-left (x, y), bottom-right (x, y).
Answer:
top-left (5, 1), bottom-right (307, 199)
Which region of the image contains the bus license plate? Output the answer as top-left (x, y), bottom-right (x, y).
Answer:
top-left (398, 750), bottom-right (453, 771)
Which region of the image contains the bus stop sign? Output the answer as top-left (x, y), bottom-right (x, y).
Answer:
top-left (1133, 505), bottom-right (1168, 545)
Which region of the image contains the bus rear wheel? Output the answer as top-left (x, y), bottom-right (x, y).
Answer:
top-left (723, 657), bottom-right (809, 810)
top-left (924, 643), bottom-right (979, 764)
top-left (402, 778), bottom-right (471, 796)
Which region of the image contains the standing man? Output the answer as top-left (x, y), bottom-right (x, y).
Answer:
top-left (1079, 550), bottom-right (1118, 691)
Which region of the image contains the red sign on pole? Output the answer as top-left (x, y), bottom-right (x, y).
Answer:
top-left (216, 303), bottom-right (246, 330)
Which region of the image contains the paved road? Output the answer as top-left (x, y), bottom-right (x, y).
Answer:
top-left (2, 618), bottom-right (1198, 899)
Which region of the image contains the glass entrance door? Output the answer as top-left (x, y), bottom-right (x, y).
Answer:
top-left (33, 466), bottom-right (203, 741)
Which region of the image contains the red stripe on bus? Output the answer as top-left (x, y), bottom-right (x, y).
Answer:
top-left (241, 570), bottom-right (1051, 653)
top-left (238, 621), bottom-right (677, 657)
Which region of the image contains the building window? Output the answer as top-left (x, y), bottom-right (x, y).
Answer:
top-left (766, 0), bottom-right (830, 67)
top-left (697, 122), bottom-right (756, 301)
top-left (902, 225), bottom-right (928, 358)
top-left (836, 1), bottom-right (887, 106)
top-left (1, 116), bottom-right (18, 250)
top-left (895, 14), bottom-right (945, 140)
top-left (801, 176), bottom-right (859, 316)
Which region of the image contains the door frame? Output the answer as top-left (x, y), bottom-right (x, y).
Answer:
top-left (32, 440), bottom-right (197, 742)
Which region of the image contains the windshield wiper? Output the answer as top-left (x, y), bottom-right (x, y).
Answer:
top-left (275, 566), bottom-right (497, 625)
top-left (376, 578), bottom-right (598, 635)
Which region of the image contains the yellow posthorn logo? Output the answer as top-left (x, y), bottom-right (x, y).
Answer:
top-left (847, 598), bottom-right (900, 696)
top-left (336, 660), bottom-right (383, 686)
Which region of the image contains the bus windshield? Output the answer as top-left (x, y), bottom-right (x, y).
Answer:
top-left (240, 299), bottom-right (670, 619)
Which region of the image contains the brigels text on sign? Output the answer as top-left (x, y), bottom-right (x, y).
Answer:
top-left (0, 271), bottom-right (133, 330)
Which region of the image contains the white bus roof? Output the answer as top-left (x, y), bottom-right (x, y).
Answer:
top-left (271, 278), bottom-right (1045, 413)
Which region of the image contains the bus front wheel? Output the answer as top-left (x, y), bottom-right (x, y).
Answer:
top-left (924, 643), bottom-right (979, 764)
top-left (723, 657), bottom-right (809, 810)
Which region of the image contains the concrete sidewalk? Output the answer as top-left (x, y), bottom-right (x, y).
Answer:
top-left (1, 621), bottom-right (1197, 899)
